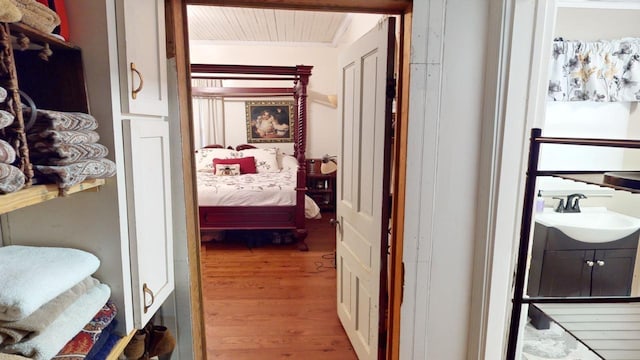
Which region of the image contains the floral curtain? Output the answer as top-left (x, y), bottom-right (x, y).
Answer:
top-left (548, 38), bottom-right (640, 102)
top-left (191, 78), bottom-right (225, 149)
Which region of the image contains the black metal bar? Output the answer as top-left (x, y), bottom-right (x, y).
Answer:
top-left (523, 296), bottom-right (640, 304)
top-left (506, 128), bottom-right (542, 360)
top-left (537, 136), bottom-right (640, 148)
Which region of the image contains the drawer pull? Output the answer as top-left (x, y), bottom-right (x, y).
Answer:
top-left (597, 260), bottom-right (605, 267)
top-left (585, 260), bottom-right (594, 267)
top-left (131, 62), bottom-right (144, 99)
top-left (143, 283), bottom-right (155, 313)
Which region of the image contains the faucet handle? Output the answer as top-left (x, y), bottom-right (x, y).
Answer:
top-left (552, 197), bottom-right (565, 213)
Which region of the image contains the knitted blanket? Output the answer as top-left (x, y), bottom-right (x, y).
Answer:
top-left (0, 164), bottom-right (25, 194)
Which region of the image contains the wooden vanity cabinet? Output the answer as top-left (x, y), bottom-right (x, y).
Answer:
top-left (527, 223), bottom-right (640, 297)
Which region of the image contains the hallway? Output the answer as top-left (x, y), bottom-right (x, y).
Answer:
top-left (200, 215), bottom-right (358, 359)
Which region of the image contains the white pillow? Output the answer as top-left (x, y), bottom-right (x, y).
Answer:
top-left (194, 148), bottom-right (238, 170)
top-left (281, 154), bottom-right (299, 171)
top-left (237, 148), bottom-right (279, 173)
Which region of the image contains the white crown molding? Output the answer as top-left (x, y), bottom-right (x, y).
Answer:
top-left (556, 0), bottom-right (640, 9)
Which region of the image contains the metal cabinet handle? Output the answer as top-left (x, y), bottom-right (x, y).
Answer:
top-left (585, 260), bottom-right (595, 267)
top-left (330, 218), bottom-right (340, 226)
top-left (130, 62), bottom-right (144, 99)
top-left (143, 283), bottom-right (155, 313)
top-left (597, 260), bottom-right (605, 267)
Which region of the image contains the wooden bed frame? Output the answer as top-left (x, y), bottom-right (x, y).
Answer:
top-left (191, 64), bottom-right (313, 250)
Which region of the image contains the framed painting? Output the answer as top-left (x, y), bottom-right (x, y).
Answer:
top-left (245, 101), bottom-right (295, 143)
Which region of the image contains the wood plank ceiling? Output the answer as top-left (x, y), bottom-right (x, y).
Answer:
top-left (186, 5), bottom-right (351, 45)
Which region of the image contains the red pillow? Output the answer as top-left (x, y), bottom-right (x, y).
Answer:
top-left (213, 157), bottom-right (257, 174)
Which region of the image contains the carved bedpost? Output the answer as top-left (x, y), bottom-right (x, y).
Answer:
top-left (293, 65), bottom-right (312, 248)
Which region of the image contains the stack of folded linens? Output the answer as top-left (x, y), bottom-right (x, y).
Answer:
top-left (0, 87), bottom-right (26, 194)
top-left (9, 0), bottom-right (60, 34)
top-left (0, 245), bottom-right (114, 360)
top-left (24, 109), bottom-right (116, 191)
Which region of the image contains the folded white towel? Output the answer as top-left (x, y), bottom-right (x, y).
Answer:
top-left (0, 277), bottom-right (99, 345)
top-left (1, 283), bottom-right (110, 360)
top-left (0, 245), bottom-right (100, 321)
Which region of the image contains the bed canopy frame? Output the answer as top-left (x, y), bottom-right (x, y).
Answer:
top-left (190, 64), bottom-right (313, 250)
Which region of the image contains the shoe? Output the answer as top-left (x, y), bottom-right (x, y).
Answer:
top-left (123, 330), bottom-right (146, 359)
top-left (147, 325), bottom-right (176, 358)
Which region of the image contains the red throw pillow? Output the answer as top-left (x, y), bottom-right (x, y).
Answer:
top-left (213, 157), bottom-right (257, 174)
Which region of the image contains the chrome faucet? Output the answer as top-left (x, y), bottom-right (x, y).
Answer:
top-left (553, 193), bottom-right (587, 213)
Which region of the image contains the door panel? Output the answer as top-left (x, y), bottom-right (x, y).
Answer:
top-left (123, 118), bottom-right (174, 327)
top-left (337, 17), bottom-right (395, 360)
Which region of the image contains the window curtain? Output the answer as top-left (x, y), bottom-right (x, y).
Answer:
top-left (191, 79), bottom-right (225, 149)
top-left (548, 38), bottom-right (640, 102)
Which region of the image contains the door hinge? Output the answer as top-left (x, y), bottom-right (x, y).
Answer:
top-left (386, 77), bottom-right (397, 99)
top-left (401, 261), bottom-right (405, 304)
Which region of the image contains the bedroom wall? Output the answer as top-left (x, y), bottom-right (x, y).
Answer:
top-left (541, 8), bottom-right (640, 216)
top-left (189, 13), bottom-right (381, 159)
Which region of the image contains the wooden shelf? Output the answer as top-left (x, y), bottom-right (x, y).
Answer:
top-left (551, 173), bottom-right (640, 194)
top-left (106, 329), bottom-right (136, 360)
top-left (0, 179), bottom-right (105, 215)
top-left (9, 22), bottom-right (79, 50)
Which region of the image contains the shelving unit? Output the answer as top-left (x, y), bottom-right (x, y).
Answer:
top-left (305, 158), bottom-right (336, 212)
top-left (506, 128), bottom-right (640, 360)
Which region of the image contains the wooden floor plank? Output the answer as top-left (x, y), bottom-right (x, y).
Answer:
top-left (201, 215), bottom-right (357, 359)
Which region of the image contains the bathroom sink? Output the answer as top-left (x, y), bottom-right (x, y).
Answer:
top-left (535, 207), bottom-right (640, 243)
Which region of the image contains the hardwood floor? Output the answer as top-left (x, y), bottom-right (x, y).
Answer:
top-left (200, 214), bottom-right (358, 359)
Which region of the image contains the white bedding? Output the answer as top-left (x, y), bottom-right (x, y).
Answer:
top-left (196, 167), bottom-right (321, 219)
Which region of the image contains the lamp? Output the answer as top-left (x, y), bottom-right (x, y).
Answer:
top-left (320, 155), bottom-right (337, 174)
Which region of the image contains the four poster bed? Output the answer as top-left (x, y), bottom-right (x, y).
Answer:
top-left (190, 64), bottom-right (313, 250)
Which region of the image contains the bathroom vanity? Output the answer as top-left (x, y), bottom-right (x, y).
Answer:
top-left (527, 222), bottom-right (640, 297)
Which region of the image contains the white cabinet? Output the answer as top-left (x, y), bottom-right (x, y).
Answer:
top-left (123, 118), bottom-right (174, 328)
top-left (116, 0), bottom-right (168, 116)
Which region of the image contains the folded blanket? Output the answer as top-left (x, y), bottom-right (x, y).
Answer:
top-left (0, 140), bottom-right (16, 164)
top-left (30, 143), bottom-right (109, 165)
top-left (24, 109), bottom-right (98, 132)
top-left (52, 301), bottom-right (117, 360)
top-left (0, 245), bottom-right (100, 321)
top-left (0, 110), bottom-right (14, 130)
top-left (34, 158), bottom-right (116, 189)
top-left (27, 130), bottom-right (100, 146)
top-left (84, 319), bottom-right (117, 360)
top-left (86, 332), bottom-right (120, 360)
top-left (0, 163), bottom-right (25, 194)
top-left (10, 0), bottom-right (60, 33)
top-left (1, 283), bottom-right (110, 360)
top-left (0, 353), bottom-right (30, 360)
top-left (0, 277), bottom-right (99, 345)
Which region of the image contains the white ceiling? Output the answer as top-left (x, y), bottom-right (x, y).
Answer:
top-left (186, 6), bottom-right (352, 46)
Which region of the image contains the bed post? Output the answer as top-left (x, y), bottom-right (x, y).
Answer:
top-left (294, 65), bottom-right (312, 250)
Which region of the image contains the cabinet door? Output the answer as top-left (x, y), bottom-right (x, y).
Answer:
top-left (123, 118), bottom-right (174, 328)
top-left (592, 249), bottom-right (636, 296)
top-left (539, 250), bottom-right (593, 297)
top-left (117, 0), bottom-right (168, 116)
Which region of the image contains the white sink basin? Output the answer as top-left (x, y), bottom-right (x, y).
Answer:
top-left (535, 207), bottom-right (640, 243)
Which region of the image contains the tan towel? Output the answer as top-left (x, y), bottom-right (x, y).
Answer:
top-left (0, 277), bottom-right (98, 345)
top-left (9, 0), bottom-right (60, 34)
top-left (0, 0), bottom-right (22, 23)
top-left (0, 353), bottom-right (30, 360)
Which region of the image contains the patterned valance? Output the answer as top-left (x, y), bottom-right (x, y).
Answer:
top-left (548, 38), bottom-right (640, 102)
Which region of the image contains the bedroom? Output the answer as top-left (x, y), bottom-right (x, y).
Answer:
top-left (185, 6), bottom-right (401, 359)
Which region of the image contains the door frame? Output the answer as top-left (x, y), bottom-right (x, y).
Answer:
top-left (169, 0), bottom-right (412, 359)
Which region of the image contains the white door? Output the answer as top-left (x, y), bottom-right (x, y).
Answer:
top-left (116, 0), bottom-right (168, 116)
top-left (122, 118), bottom-right (175, 328)
top-left (336, 17), bottom-right (396, 360)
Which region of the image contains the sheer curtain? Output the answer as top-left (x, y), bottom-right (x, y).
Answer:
top-left (548, 38), bottom-right (640, 102)
top-left (191, 79), bottom-right (225, 149)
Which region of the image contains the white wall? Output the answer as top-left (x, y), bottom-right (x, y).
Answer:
top-left (541, 8), bottom-right (640, 216)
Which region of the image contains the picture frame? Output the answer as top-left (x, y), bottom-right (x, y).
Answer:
top-left (245, 100), bottom-right (295, 143)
